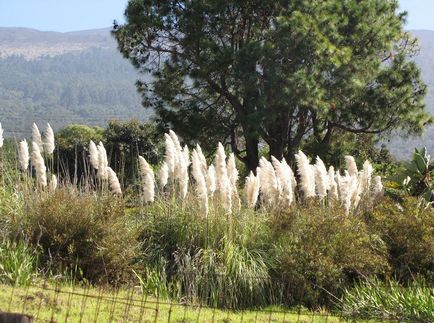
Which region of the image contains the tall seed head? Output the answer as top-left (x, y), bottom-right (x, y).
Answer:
top-left (18, 139), bottom-right (30, 171)
top-left (43, 123), bottom-right (55, 154)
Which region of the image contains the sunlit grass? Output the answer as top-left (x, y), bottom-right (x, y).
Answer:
top-left (0, 283), bottom-right (343, 322)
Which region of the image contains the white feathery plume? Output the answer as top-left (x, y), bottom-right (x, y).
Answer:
top-left (294, 150), bottom-right (315, 199)
top-left (0, 122), bottom-right (3, 148)
top-left (337, 171), bottom-right (352, 214)
top-left (43, 123), bottom-right (55, 154)
top-left (97, 141), bottom-right (108, 180)
top-left (18, 139), bottom-right (29, 171)
top-left (31, 141), bottom-right (47, 187)
top-left (258, 157), bottom-right (280, 204)
top-left (196, 144), bottom-right (208, 176)
top-left (314, 156), bottom-right (329, 198)
top-left (107, 167), bottom-right (122, 195)
top-left (158, 162), bottom-right (169, 189)
top-left (89, 141), bottom-right (99, 170)
top-left (49, 174), bottom-right (58, 192)
top-left (32, 123), bottom-right (43, 152)
top-left (350, 175), bottom-right (361, 208)
top-left (169, 130), bottom-right (183, 155)
top-left (206, 165), bottom-right (216, 198)
top-left (359, 160), bottom-right (373, 193)
top-left (178, 145), bottom-right (190, 199)
top-left (327, 166), bottom-right (338, 201)
top-left (345, 155), bottom-right (358, 178)
top-left (164, 134), bottom-right (176, 176)
top-left (215, 142), bottom-right (231, 213)
top-left (139, 156), bottom-right (155, 203)
top-left (169, 130), bottom-right (183, 178)
top-left (245, 171), bottom-right (260, 208)
top-left (227, 152), bottom-right (241, 210)
top-left (227, 153), bottom-right (239, 195)
top-left (191, 149), bottom-right (208, 216)
top-left (372, 176), bottom-right (384, 199)
top-left (271, 156), bottom-right (295, 207)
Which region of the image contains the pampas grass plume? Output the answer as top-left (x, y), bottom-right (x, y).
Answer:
top-left (178, 145), bottom-right (190, 199)
top-left (271, 156), bottom-right (295, 207)
top-left (139, 156), bottom-right (155, 203)
top-left (43, 123), bottom-right (55, 154)
top-left (295, 150), bottom-right (315, 198)
top-left (97, 142), bottom-right (108, 180)
top-left (245, 171), bottom-right (260, 208)
top-left (89, 141), bottom-right (99, 170)
top-left (259, 157), bottom-right (280, 204)
top-left (107, 167), bottom-right (122, 195)
top-left (31, 141), bottom-right (47, 187)
top-left (192, 149), bottom-right (208, 216)
top-left (215, 142), bottom-right (231, 213)
top-left (345, 155), bottom-right (358, 177)
top-left (206, 165), bottom-right (216, 197)
top-left (18, 139), bottom-right (30, 171)
top-left (314, 156), bottom-right (329, 198)
top-left (158, 162), bottom-right (169, 188)
top-left (327, 166), bottom-right (338, 201)
top-left (164, 133), bottom-right (176, 175)
top-left (32, 123), bottom-right (43, 152)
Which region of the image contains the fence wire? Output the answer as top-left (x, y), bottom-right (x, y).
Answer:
top-left (0, 281), bottom-right (355, 322)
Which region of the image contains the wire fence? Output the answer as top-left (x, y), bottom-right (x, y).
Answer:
top-left (0, 281), bottom-right (352, 323)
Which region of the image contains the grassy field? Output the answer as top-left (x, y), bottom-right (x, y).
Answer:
top-left (0, 283), bottom-right (344, 322)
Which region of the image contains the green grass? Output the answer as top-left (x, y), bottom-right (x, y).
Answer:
top-left (0, 283), bottom-right (343, 322)
top-left (0, 240), bottom-right (37, 285)
top-left (341, 278), bottom-right (434, 322)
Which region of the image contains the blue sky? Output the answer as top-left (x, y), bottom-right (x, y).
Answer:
top-left (0, 0), bottom-right (433, 32)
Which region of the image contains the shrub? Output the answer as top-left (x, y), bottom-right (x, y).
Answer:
top-left (341, 278), bottom-right (434, 322)
top-left (271, 202), bottom-right (389, 308)
top-left (0, 240), bottom-right (38, 286)
top-left (23, 189), bottom-right (138, 283)
top-left (367, 197), bottom-right (434, 283)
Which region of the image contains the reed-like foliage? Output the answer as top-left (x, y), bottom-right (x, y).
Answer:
top-left (341, 278), bottom-right (434, 322)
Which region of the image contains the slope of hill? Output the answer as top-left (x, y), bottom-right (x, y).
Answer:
top-left (0, 27), bottom-right (149, 137)
top-left (386, 30), bottom-right (434, 159)
top-left (0, 27), bottom-right (114, 59)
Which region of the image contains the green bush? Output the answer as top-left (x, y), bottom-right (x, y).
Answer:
top-left (271, 202), bottom-right (388, 308)
top-left (367, 197), bottom-right (434, 283)
top-left (0, 240), bottom-right (38, 286)
top-left (24, 189), bottom-right (138, 283)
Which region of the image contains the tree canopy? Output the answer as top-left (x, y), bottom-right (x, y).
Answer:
top-left (114, 0), bottom-right (432, 170)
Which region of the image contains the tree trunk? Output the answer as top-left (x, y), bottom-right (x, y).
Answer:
top-left (269, 140), bottom-right (284, 161)
top-left (244, 135), bottom-right (259, 172)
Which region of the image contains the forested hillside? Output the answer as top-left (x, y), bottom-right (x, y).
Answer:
top-left (386, 30), bottom-right (434, 159)
top-left (0, 28), bottom-right (148, 138)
